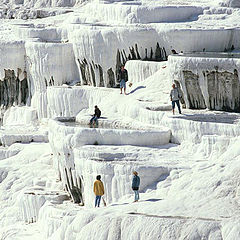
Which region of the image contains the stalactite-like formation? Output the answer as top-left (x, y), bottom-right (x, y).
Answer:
top-left (77, 42), bottom-right (168, 88)
top-left (182, 69), bottom-right (240, 112)
top-left (64, 167), bottom-right (84, 205)
top-left (207, 69), bottom-right (240, 112)
top-left (0, 68), bottom-right (29, 108)
top-left (183, 70), bottom-right (206, 109)
top-left (107, 68), bottom-right (115, 88)
top-left (78, 58), bottom-right (105, 87)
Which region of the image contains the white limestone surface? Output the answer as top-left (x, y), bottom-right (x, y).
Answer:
top-left (80, 3), bottom-right (204, 24)
top-left (47, 86), bottom-right (114, 118)
top-left (20, 187), bottom-right (69, 223)
top-left (0, 143), bottom-right (63, 239)
top-left (49, 119), bottom-right (171, 148)
top-left (1, 0), bottom-right (240, 239)
top-left (73, 144), bottom-right (177, 206)
top-left (1, 1), bottom-right (240, 119)
top-left (168, 53), bottom-right (240, 77)
top-left (3, 106), bottom-right (38, 126)
top-left (168, 53), bottom-right (240, 111)
top-left (221, 0), bottom-right (240, 7)
top-left (0, 121), bottom-right (48, 146)
top-left (0, 41), bottom-right (25, 80)
top-left (125, 60), bottom-right (166, 83)
top-left (0, 131), bottom-right (48, 146)
top-left (25, 41), bottom-right (79, 118)
top-left (16, 135), bottom-right (238, 240)
top-left (0, 143), bottom-right (24, 160)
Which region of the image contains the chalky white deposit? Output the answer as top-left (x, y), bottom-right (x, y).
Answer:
top-left (1, 0), bottom-right (240, 240)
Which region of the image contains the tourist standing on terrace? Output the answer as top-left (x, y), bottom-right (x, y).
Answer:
top-left (89, 105), bottom-right (101, 126)
top-left (170, 84), bottom-right (182, 115)
top-left (118, 65), bottom-right (128, 95)
top-left (132, 171), bottom-right (140, 202)
top-left (94, 175), bottom-right (105, 207)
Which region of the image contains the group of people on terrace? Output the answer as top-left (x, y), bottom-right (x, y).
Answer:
top-left (89, 63), bottom-right (182, 207)
top-left (93, 171), bottom-right (140, 207)
top-left (89, 64), bottom-right (182, 126)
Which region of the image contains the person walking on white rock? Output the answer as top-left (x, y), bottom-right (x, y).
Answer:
top-left (132, 171), bottom-right (140, 202)
top-left (118, 65), bottom-right (128, 95)
top-left (89, 105), bottom-right (101, 127)
top-left (94, 175), bottom-right (105, 207)
top-left (170, 84), bottom-right (182, 115)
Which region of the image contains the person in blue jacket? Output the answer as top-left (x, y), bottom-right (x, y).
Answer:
top-left (132, 171), bottom-right (140, 202)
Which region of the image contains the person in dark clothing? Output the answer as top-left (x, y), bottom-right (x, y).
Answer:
top-left (89, 105), bottom-right (101, 126)
top-left (170, 84), bottom-right (182, 115)
top-left (132, 171), bottom-right (140, 202)
top-left (117, 65), bottom-right (128, 95)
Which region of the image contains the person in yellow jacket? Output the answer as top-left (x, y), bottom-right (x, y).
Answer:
top-left (94, 175), bottom-right (105, 207)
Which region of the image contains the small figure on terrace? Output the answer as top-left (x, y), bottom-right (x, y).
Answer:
top-left (94, 175), bottom-right (105, 207)
top-left (132, 171), bottom-right (140, 202)
top-left (117, 65), bottom-right (128, 95)
top-left (89, 105), bottom-right (101, 127)
top-left (170, 84), bottom-right (182, 115)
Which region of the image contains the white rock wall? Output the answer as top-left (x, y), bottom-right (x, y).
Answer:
top-left (81, 3), bottom-right (204, 24)
top-left (11, 0), bottom-right (78, 8)
top-left (125, 60), bottom-right (165, 83)
top-left (48, 119), bottom-right (171, 206)
top-left (19, 188), bottom-right (69, 223)
top-left (74, 149), bottom-right (170, 206)
top-left (168, 54), bottom-right (240, 111)
top-left (0, 41), bottom-right (26, 80)
top-left (46, 86), bottom-right (114, 118)
top-left (3, 106), bottom-right (38, 126)
top-left (25, 42), bottom-right (79, 118)
top-left (2, 9), bottom-right (240, 119)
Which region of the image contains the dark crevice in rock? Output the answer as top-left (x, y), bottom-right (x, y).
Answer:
top-left (150, 47), bottom-right (153, 60)
top-left (162, 47), bottom-right (167, 61)
top-left (135, 44), bottom-right (141, 60)
top-left (90, 63), bottom-right (96, 87)
top-left (77, 43), bottom-right (168, 88)
top-left (98, 65), bottom-right (104, 87)
top-left (78, 58), bottom-right (105, 87)
top-left (44, 75), bottom-right (63, 88)
top-left (174, 80), bottom-right (186, 108)
top-left (21, 77), bottom-right (28, 105)
top-left (64, 167), bottom-right (84, 205)
top-left (182, 69), bottom-right (240, 112)
top-left (155, 42), bottom-right (162, 61)
top-left (49, 76), bottom-right (55, 86)
top-left (78, 58), bottom-right (88, 85)
top-left (144, 48), bottom-right (148, 60)
top-left (207, 69), bottom-right (240, 112)
top-left (107, 68), bottom-right (115, 88)
top-left (69, 167), bottom-right (75, 189)
top-left (0, 68), bottom-right (29, 108)
top-left (183, 70), bottom-right (206, 109)
top-left (129, 46), bottom-right (137, 60)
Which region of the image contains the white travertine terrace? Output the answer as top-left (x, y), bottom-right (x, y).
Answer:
top-left (1, 0), bottom-right (240, 239)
